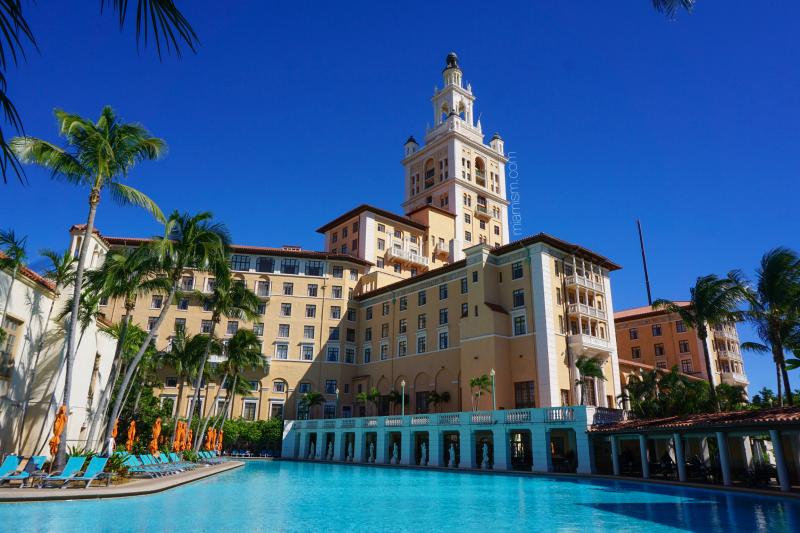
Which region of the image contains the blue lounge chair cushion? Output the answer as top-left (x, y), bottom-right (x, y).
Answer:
top-left (0, 456), bottom-right (21, 477)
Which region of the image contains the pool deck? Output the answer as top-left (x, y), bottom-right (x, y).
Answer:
top-left (0, 461), bottom-right (244, 503)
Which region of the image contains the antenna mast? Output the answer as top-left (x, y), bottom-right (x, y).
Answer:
top-left (637, 220), bottom-right (653, 306)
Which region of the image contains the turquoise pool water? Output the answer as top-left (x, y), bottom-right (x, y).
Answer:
top-left (1, 460), bottom-right (798, 532)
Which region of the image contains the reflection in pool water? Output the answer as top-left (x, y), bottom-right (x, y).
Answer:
top-left (1, 460), bottom-right (797, 532)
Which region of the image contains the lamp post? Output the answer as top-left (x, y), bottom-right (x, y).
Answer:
top-left (401, 380), bottom-right (406, 417)
top-left (335, 388), bottom-right (340, 418)
top-left (490, 369), bottom-right (496, 411)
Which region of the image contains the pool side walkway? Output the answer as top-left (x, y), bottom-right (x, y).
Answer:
top-left (0, 461), bottom-right (244, 503)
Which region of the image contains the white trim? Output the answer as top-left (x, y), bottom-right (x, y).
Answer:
top-left (530, 245), bottom-right (560, 407)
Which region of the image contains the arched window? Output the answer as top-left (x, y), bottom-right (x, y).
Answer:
top-left (475, 158), bottom-right (486, 187)
top-left (424, 159), bottom-right (435, 189)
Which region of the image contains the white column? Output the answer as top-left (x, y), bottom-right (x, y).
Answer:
top-left (639, 435), bottom-right (650, 479)
top-left (529, 246), bottom-right (560, 407)
top-left (769, 430), bottom-right (791, 492)
top-left (428, 430), bottom-right (443, 467)
top-left (459, 428), bottom-right (476, 469)
top-left (532, 428), bottom-right (553, 473)
top-left (400, 430), bottom-right (413, 466)
top-left (492, 427), bottom-right (511, 471)
top-left (674, 434), bottom-right (687, 482)
top-left (354, 431), bottom-right (366, 463)
top-left (741, 436), bottom-right (754, 469)
top-left (376, 431), bottom-right (388, 464)
top-left (611, 436), bottom-right (620, 476)
top-left (715, 432), bottom-right (732, 486)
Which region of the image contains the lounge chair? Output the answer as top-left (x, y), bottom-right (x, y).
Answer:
top-left (197, 451), bottom-right (221, 465)
top-left (0, 456), bottom-right (21, 478)
top-left (260, 450), bottom-right (266, 458)
top-left (123, 455), bottom-right (163, 478)
top-left (0, 456), bottom-right (46, 488)
top-left (168, 453), bottom-right (197, 470)
top-left (36, 457), bottom-right (86, 488)
top-left (60, 457), bottom-right (109, 489)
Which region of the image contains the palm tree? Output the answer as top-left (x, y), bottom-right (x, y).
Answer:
top-left (187, 265), bottom-right (259, 443)
top-left (742, 321), bottom-right (798, 407)
top-left (715, 383), bottom-right (748, 412)
top-left (159, 330), bottom-right (208, 445)
top-left (214, 370), bottom-right (254, 433)
top-left (0, 228), bottom-right (28, 330)
top-left (57, 289), bottom-right (103, 355)
top-left (740, 248), bottom-right (800, 407)
top-left (425, 390), bottom-right (451, 414)
top-left (469, 375), bottom-right (493, 411)
top-left (84, 247), bottom-right (170, 447)
top-left (12, 107), bottom-right (167, 469)
top-left (1, 2), bottom-right (197, 185)
top-left (15, 248), bottom-right (75, 455)
top-left (574, 355), bottom-right (607, 406)
top-left (650, 0), bottom-right (695, 19)
top-left (194, 329), bottom-right (264, 453)
top-left (355, 387), bottom-right (382, 416)
top-left (653, 272), bottom-right (746, 411)
top-left (105, 210), bottom-right (231, 446)
top-left (387, 390), bottom-right (409, 415)
top-left (300, 391), bottom-right (325, 420)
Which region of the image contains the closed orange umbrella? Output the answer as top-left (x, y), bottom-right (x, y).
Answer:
top-left (216, 430), bottom-right (223, 452)
top-left (111, 419), bottom-right (119, 440)
top-left (210, 429), bottom-right (217, 453)
top-left (186, 428), bottom-right (193, 452)
top-left (174, 421), bottom-right (185, 452)
top-left (49, 406), bottom-right (68, 456)
top-left (126, 421), bottom-right (136, 453)
top-left (205, 427), bottom-right (214, 451)
top-left (149, 418), bottom-right (162, 455)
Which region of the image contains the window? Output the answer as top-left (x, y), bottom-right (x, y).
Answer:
top-left (629, 328), bottom-right (639, 341)
top-left (278, 324), bottom-right (289, 337)
top-left (465, 213), bottom-right (471, 224)
top-left (560, 390), bottom-right (570, 407)
top-left (165, 377), bottom-right (178, 388)
top-left (418, 291), bottom-right (427, 306)
top-left (330, 306), bottom-right (341, 319)
top-left (363, 348), bottom-right (372, 363)
top-left (652, 324), bottom-right (663, 337)
top-left (439, 332), bottom-right (448, 349)
top-left (439, 308), bottom-right (448, 325)
top-left (366, 307), bottom-right (373, 320)
top-left (273, 382), bottom-right (286, 393)
top-left (151, 295), bottom-right (163, 309)
top-left (381, 324), bottom-right (389, 338)
top-left (417, 336), bottom-right (426, 353)
top-left (282, 282), bottom-right (293, 296)
top-left (350, 269), bottom-right (358, 281)
top-left (256, 302), bottom-right (266, 316)
top-left (399, 319), bottom-right (407, 334)
top-left (352, 221), bottom-right (359, 233)
top-left (513, 289), bottom-right (524, 308)
top-left (332, 286), bottom-right (342, 299)
top-left (494, 226), bottom-right (500, 236)
top-left (242, 401), bottom-right (257, 421)
top-left (303, 325), bottom-right (314, 339)
top-left (461, 278), bottom-right (468, 294)
top-left (345, 349), bottom-right (354, 364)
top-left (681, 360), bottom-right (694, 373)
top-left (558, 315), bottom-right (564, 334)
top-left (253, 322), bottom-right (264, 336)
top-left (329, 327), bottom-right (340, 341)
top-left (656, 362), bottom-right (667, 370)
top-left (298, 383), bottom-right (311, 394)
top-left (462, 303), bottom-right (468, 317)
top-left (305, 304), bottom-right (316, 318)
top-left (418, 314), bottom-right (426, 329)
top-left (301, 346), bottom-right (313, 361)
top-left (472, 271), bottom-right (478, 283)
top-left (394, 262), bottom-right (401, 273)
top-left (200, 320), bottom-right (212, 334)
top-left (676, 320), bottom-right (687, 333)
top-left (177, 297), bottom-right (189, 311)
top-left (377, 224), bottom-right (386, 233)
top-left (556, 288), bottom-right (562, 306)
top-left (654, 343), bottom-right (665, 357)
top-left (480, 220), bottom-right (486, 230)
top-left (399, 296), bottom-right (407, 311)
top-left (380, 345), bottom-right (388, 360)
top-left (398, 340), bottom-right (407, 357)
top-left (327, 347), bottom-right (339, 362)
top-left (439, 284), bottom-right (448, 300)
top-left (275, 345), bottom-right (288, 359)
top-left (227, 321), bottom-right (238, 335)
top-left (256, 257), bottom-right (274, 273)
top-left (474, 305), bottom-right (479, 317)
top-left (346, 328), bottom-right (355, 342)
top-left (352, 239), bottom-right (358, 251)
top-left (382, 303), bottom-right (390, 316)
top-left (231, 255), bottom-right (250, 271)
top-left (514, 316), bottom-right (527, 336)
top-left (342, 227), bottom-right (348, 238)
top-left (465, 231), bottom-right (472, 242)
top-left (394, 229), bottom-right (401, 238)
top-left (365, 328), bottom-right (372, 341)
top-left (416, 391), bottom-right (430, 413)
top-left (377, 239), bottom-right (385, 251)
top-left (98, 296), bottom-right (109, 306)
top-left (333, 266), bottom-right (343, 279)
top-left (280, 303), bottom-right (292, 316)
top-left (679, 340), bottom-right (690, 353)
top-left (514, 381), bottom-right (536, 409)
top-left (631, 347), bottom-right (641, 359)
top-left (332, 232), bottom-right (338, 243)
top-left (305, 261), bottom-right (323, 276)
top-left (281, 259), bottom-right (299, 274)
top-left (347, 308), bottom-right (356, 321)
top-left (512, 262), bottom-right (523, 280)
top-left (377, 258), bottom-right (384, 268)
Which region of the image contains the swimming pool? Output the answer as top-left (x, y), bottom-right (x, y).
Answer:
top-left (1, 460), bottom-right (797, 532)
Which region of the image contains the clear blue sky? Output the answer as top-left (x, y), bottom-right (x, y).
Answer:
top-left (5, 1), bottom-right (799, 396)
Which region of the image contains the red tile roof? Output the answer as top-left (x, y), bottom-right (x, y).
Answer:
top-left (614, 301), bottom-right (691, 321)
top-left (69, 224), bottom-right (111, 246)
top-left (315, 204), bottom-right (428, 233)
top-left (0, 251), bottom-right (56, 292)
top-left (618, 358), bottom-right (704, 381)
top-left (588, 406), bottom-right (800, 434)
top-left (484, 302), bottom-right (509, 315)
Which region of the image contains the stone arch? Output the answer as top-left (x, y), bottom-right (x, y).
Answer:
top-left (434, 368), bottom-right (456, 413)
top-left (376, 377), bottom-right (390, 395)
top-left (414, 372), bottom-right (431, 414)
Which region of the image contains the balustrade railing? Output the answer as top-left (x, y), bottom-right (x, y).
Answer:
top-left (470, 412), bottom-right (493, 425)
top-left (342, 419), bottom-right (355, 428)
top-left (385, 416), bottom-right (403, 427)
top-left (306, 421), bottom-right (318, 429)
top-left (362, 418), bottom-right (377, 428)
top-left (567, 303), bottom-right (606, 319)
top-left (323, 420), bottom-right (335, 429)
top-left (565, 275), bottom-right (604, 292)
top-left (545, 407), bottom-right (575, 421)
top-left (504, 410), bottom-right (531, 424)
top-left (411, 415), bottom-right (430, 426)
top-left (439, 414), bottom-right (460, 425)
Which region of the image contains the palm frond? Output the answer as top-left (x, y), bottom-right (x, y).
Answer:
top-left (102, 0), bottom-right (199, 59)
top-left (650, 0), bottom-right (695, 19)
top-left (106, 182), bottom-right (165, 222)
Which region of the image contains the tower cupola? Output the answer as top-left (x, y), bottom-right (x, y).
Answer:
top-left (442, 52), bottom-right (462, 87)
top-left (404, 135), bottom-right (419, 157)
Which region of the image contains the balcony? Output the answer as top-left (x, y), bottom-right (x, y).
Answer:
top-left (475, 170), bottom-right (486, 187)
top-left (721, 371), bottom-right (749, 386)
top-left (714, 329), bottom-right (738, 341)
top-left (568, 333), bottom-right (612, 355)
top-left (434, 242), bottom-right (449, 257)
top-left (718, 348), bottom-right (742, 361)
top-left (565, 275), bottom-right (604, 293)
top-left (385, 248), bottom-right (429, 268)
top-left (568, 303), bottom-right (606, 320)
top-left (178, 283), bottom-right (194, 293)
top-left (475, 204), bottom-right (491, 220)
top-left (424, 178), bottom-right (435, 190)
top-left (257, 287), bottom-right (271, 299)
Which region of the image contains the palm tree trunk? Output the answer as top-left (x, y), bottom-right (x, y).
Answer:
top-left (196, 372), bottom-right (228, 452)
top-left (188, 319), bottom-right (217, 453)
top-left (699, 331), bottom-right (720, 412)
top-left (104, 282), bottom-right (177, 443)
top-left (56, 191), bottom-right (100, 470)
top-left (119, 369), bottom-right (139, 413)
top-left (0, 266), bottom-right (18, 333)
top-left (776, 362), bottom-right (783, 407)
top-left (85, 311), bottom-right (131, 449)
top-left (132, 375), bottom-right (146, 415)
top-left (15, 295), bottom-right (55, 455)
